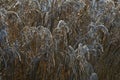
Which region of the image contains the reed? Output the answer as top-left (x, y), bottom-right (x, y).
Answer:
top-left (0, 0), bottom-right (120, 80)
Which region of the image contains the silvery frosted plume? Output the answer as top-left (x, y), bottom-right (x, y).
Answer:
top-left (90, 73), bottom-right (98, 80)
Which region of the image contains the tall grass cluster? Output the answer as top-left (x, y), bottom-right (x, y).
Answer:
top-left (0, 0), bottom-right (120, 80)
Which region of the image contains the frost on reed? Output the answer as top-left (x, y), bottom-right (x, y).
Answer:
top-left (0, 0), bottom-right (120, 80)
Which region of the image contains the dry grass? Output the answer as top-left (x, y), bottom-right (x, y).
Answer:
top-left (0, 0), bottom-right (120, 80)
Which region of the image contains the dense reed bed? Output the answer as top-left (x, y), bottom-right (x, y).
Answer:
top-left (0, 0), bottom-right (120, 80)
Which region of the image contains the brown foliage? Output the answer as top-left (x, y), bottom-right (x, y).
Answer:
top-left (0, 0), bottom-right (120, 80)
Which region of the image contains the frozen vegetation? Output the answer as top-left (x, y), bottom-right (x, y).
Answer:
top-left (0, 0), bottom-right (120, 80)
